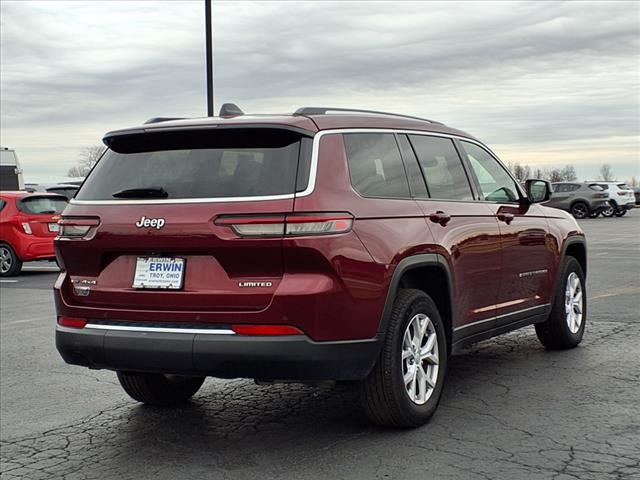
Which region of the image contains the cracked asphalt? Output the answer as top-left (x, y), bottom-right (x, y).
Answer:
top-left (1, 216), bottom-right (639, 480)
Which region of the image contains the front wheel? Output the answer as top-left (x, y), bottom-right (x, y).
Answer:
top-left (614, 209), bottom-right (627, 217)
top-left (0, 244), bottom-right (22, 277)
top-left (359, 289), bottom-right (447, 428)
top-left (117, 371), bottom-right (205, 406)
top-left (601, 203), bottom-right (615, 217)
top-left (588, 211), bottom-right (600, 218)
top-left (535, 256), bottom-right (586, 350)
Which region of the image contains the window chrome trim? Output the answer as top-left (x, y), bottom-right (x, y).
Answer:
top-left (84, 323), bottom-right (235, 335)
top-left (69, 128), bottom-right (490, 205)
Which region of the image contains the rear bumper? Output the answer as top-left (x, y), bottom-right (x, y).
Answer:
top-left (56, 324), bottom-right (380, 381)
top-left (13, 235), bottom-right (55, 261)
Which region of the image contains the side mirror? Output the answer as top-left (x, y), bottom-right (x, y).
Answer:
top-left (525, 179), bottom-right (552, 203)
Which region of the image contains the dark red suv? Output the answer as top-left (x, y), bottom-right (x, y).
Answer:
top-left (55, 107), bottom-right (587, 427)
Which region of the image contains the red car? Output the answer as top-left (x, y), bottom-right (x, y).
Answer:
top-left (55, 106), bottom-right (587, 427)
top-left (0, 191), bottom-right (67, 276)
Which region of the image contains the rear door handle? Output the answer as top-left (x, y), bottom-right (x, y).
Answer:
top-left (429, 211), bottom-right (451, 226)
top-left (497, 213), bottom-right (515, 224)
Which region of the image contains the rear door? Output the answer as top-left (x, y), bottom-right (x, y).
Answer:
top-left (402, 133), bottom-right (503, 334)
top-left (58, 127), bottom-right (312, 314)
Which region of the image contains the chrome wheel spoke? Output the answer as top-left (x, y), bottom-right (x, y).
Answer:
top-left (401, 312), bottom-right (439, 405)
top-left (565, 272), bottom-right (583, 334)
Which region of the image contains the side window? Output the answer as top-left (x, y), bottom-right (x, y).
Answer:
top-left (0, 199), bottom-right (5, 212)
top-left (396, 134), bottom-right (428, 197)
top-left (408, 135), bottom-right (474, 201)
top-left (553, 184), bottom-right (566, 193)
top-left (461, 141), bottom-right (520, 203)
top-left (568, 184), bottom-right (581, 192)
top-left (344, 133), bottom-right (410, 198)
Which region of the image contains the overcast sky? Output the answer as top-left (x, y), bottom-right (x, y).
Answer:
top-left (1, 0), bottom-right (638, 182)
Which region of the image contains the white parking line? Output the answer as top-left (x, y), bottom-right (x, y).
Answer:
top-left (0, 280), bottom-right (18, 283)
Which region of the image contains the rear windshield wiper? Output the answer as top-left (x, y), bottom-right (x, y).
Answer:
top-left (112, 187), bottom-right (168, 199)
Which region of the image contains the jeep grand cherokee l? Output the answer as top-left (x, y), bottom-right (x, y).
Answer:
top-left (55, 106), bottom-right (587, 428)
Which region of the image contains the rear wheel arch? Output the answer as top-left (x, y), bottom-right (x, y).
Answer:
top-left (378, 254), bottom-right (453, 354)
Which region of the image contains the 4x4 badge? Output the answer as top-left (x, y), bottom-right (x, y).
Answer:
top-left (135, 216), bottom-right (166, 229)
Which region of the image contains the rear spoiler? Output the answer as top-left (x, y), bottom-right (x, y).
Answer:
top-left (103, 124), bottom-right (316, 154)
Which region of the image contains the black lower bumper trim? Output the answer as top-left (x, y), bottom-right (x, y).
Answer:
top-left (56, 326), bottom-right (380, 381)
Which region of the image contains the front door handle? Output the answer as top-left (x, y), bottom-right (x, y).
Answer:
top-left (497, 212), bottom-right (515, 224)
top-left (429, 211), bottom-right (451, 226)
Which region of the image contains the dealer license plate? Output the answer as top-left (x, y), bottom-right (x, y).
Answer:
top-left (133, 257), bottom-right (185, 290)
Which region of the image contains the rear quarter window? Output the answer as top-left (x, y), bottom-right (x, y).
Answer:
top-left (343, 133), bottom-right (411, 198)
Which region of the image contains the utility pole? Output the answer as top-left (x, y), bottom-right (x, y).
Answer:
top-left (205, 0), bottom-right (214, 116)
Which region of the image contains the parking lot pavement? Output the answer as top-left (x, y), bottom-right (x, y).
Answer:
top-left (1, 217), bottom-right (639, 480)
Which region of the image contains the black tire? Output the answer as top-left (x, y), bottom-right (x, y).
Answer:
top-left (117, 371), bottom-right (205, 406)
top-left (588, 211), bottom-right (600, 218)
top-left (570, 202), bottom-right (589, 219)
top-left (614, 209), bottom-right (627, 217)
top-left (535, 256), bottom-right (586, 350)
top-left (0, 243), bottom-right (22, 277)
top-left (359, 289), bottom-right (448, 428)
top-left (601, 203), bottom-right (615, 217)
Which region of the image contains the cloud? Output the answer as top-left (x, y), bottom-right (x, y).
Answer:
top-left (1, 0), bottom-right (638, 181)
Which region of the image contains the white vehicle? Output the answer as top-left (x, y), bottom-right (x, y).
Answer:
top-left (0, 147), bottom-right (24, 191)
top-left (591, 181), bottom-right (636, 217)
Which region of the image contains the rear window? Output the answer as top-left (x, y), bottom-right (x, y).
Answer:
top-left (77, 129), bottom-right (311, 201)
top-left (617, 184), bottom-right (629, 190)
top-left (18, 196), bottom-right (67, 214)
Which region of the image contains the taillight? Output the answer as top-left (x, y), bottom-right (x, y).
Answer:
top-left (215, 213), bottom-right (353, 238)
top-left (58, 217), bottom-right (100, 238)
top-left (57, 316), bottom-right (87, 328)
top-left (21, 222), bottom-right (32, 234)
top-left (231, 324), bottom-right (303, 336)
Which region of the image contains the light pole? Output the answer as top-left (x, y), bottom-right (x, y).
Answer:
top-left (205, 0), bottom-right (214, 116)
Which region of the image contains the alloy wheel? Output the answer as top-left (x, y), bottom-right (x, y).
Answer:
top-left (565, 272), bottom-right (583, 334)
top-left (0, 247), bottom-right (12, 274)
top-left (571, 203), bottom-right (588, 219)
top-left (402, 313), bottom-right (439, 405)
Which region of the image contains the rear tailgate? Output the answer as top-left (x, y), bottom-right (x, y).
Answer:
top-left (56, 126), bottom-right (314, 316)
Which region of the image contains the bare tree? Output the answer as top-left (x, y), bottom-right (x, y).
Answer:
top-left (533, 168), bottom-right (545, 179)
top-left (627, 176), bottom-right (638, 188)
top-left (67, 145), bottom-right (104, 177)
top-left (560, 165), bottom-right (577, 181)
top-left (547, 168), bottom-right (563, 183)
top-left (507, 162), bottom-right (532, 181)
top-left (598, 164), bottom-right (614, 182)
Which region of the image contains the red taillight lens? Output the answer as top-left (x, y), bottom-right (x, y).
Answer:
top-left (231, 324), bottom-right (303, 336)
top-left (215, 213), bottom-right (353, 238)
top-left (57, 316), bottom-right (87, 328)
top-left (58, 217), bottom-right (100, 238)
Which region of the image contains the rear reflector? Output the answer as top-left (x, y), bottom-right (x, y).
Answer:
top-left (58, 316), bottom-right (88, 328)
top-left (231, 324), bottom-right (303, 336)
top-left (215, 213), bottom-right (353, 237)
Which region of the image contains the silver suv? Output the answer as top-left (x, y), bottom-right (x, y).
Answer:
top-left (548, 182), bottom-right (609, 219)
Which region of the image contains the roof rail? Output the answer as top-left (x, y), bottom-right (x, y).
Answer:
top-left (144, 117), bottom-right (185, 125)
top-left (293, 107), bottom-right (444, 125)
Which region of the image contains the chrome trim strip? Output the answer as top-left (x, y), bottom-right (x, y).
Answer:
top-left (84, 323), bottom-right (235, 335)
top-left (453, 304), bottom-right (550, 332)
top-left (69, 128), bottom-right (488, 206)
